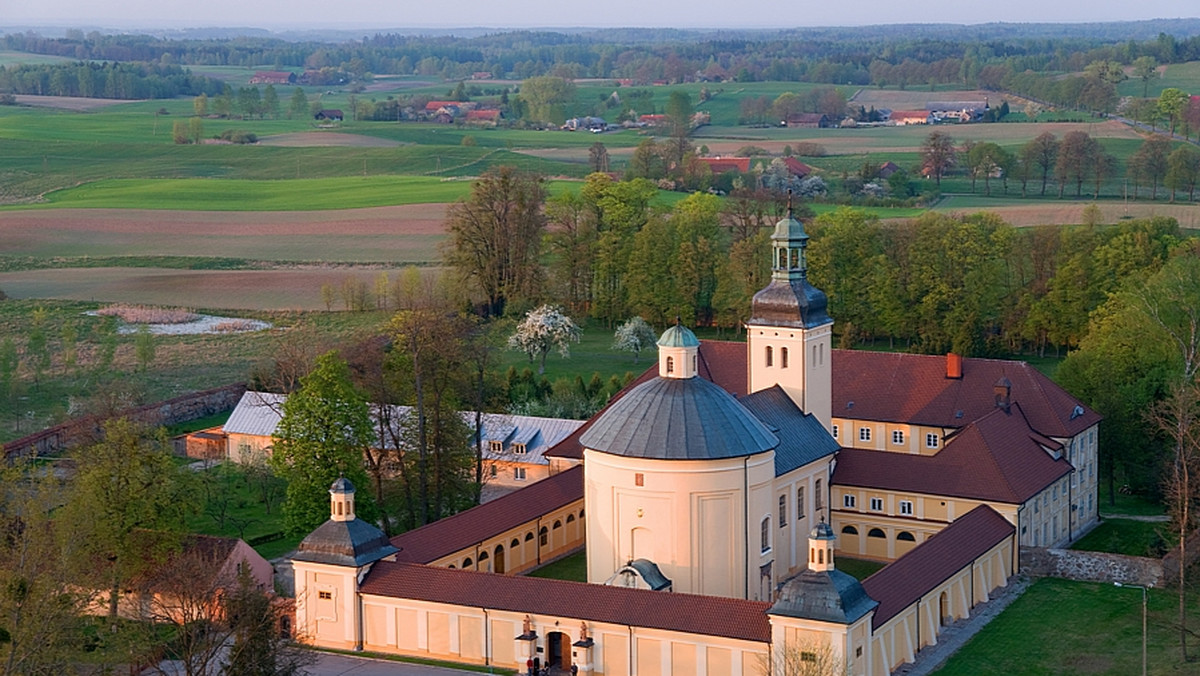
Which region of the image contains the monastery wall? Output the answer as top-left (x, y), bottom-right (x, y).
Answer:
top-left (425, 499), bottom-right (585, 576)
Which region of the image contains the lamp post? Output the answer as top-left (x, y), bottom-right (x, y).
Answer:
top-left (1115, 582), bottom-right (1150, 676)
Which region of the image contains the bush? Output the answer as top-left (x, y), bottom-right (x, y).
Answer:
top-left (218, 129), bottom-right (258, 144)
top-left (0, 94), bottom-right (17, 106)
top-left (792, 142), bottom-right (827, 157)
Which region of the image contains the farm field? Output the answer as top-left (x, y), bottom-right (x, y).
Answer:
top-left (931, 196), bottom-right (1200, 228)
top-left (1116, 60), bottom-right (1200, 98)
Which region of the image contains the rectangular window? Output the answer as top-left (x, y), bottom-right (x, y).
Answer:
top-left (779, 495), bottom-right (788, 527)
top-left (765, 346), bottom-right (773, 367)
top-left (870, 497), bottom-right (883, 511)
top-left (761, 518), bottom-right (771, 553)
top-left (488, 440), bottom-right (503, 453)
top-left (797, 487), bottom-right (806, 519)
top-left (317, 591), bottom-right (332, 600)
top-left (843, 494), bottom-right (856, 508)
top-left (489, 464), bottom-right (497, 477)
top-left (514, 467), bottom-right (527, 480)
top-left (635, 473), bottom-right (644, 486)
top-left (925, 433), bottom-right (940, 449)
top-left (892, 430), bottom-right (905, 445)
top-left (801, 652), bottom-right (817, 663)
top-left (859, 427), bottom-right (871, 442)
top-left (899, 500), bottom-right (913, 515)
top-left (815, 480), bottom-right (823, 510)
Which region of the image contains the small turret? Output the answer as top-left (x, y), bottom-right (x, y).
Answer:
top-left (809, 518), bottom-right (836, 572)
top-left (330, 477), bottom-right (355, 522)
top-left (657, 320), bottom-right (700, 380)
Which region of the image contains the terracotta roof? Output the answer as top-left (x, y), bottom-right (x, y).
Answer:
top-left (832, 403), bottom-right (1072, 504)
top-left (782, 157), bottom-right (813, 177)
top-left (832, 350), bottom-right (1100, 438)
top-left (699, 157), bottom-right (751, 174)
top-left (360, 561), bottom-right (772, 643)
top-left (389, 465), bottom-right (583, 563)
top-left (890, 110), bottom-right (930, 121)
top-left (862, 505), bottom-right (1013, 628)
top-left (465, 109), bottom-right (501, 121)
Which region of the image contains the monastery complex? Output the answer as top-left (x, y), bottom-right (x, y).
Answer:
top-left (290, 207), bottom-right (1101, 676)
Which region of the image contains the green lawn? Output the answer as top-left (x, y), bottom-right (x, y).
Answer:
top-left (1117, 61), bottom-right (1200, 98)
top-left (1071, 519), bottom-right (1169, 557)
top-left (934, 578), bottom-right (1183, 676)
top-left (184, 461), bottom-right (302, 560)
top-left (837, 556), bottom-right (886, 581)
top-left (1098, 483), bottom-right (1168, 517)
top-left (527, 550), bottom-right (587, 582)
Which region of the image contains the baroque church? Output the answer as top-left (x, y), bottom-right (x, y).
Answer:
top-left (291, 207), bottom-right (1100, 676)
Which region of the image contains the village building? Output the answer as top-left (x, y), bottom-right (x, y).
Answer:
top-left (248, 71), bottom-right (296, 85)
top-left (291, 207), bottom-right (1098, 676)
top-left (888, 110), bottom-right (932, 125)
top-left (926, 101), bottom-right (988, 123)
top-left (784, 113), bottom-right (831, 128)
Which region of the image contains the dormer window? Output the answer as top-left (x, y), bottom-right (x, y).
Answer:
top-left (488, 440), bottom-right (503, 453)
top-left (512, 443), bottom-right (527, 455)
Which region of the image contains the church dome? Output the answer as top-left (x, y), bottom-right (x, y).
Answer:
top-left (579, 376), bottom-right (778, 460)
top-left (657, 324), bottom-right (700, 348)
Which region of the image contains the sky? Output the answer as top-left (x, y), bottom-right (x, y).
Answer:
top-left (0, 0), bottom-right (1196, 31)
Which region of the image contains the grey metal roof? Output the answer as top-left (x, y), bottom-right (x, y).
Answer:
top-left (330, 477), bottom-right (354, 494)
top-left (579, 376), bottom-right (778, 460)
top-left (222, 391), bottom-right (286, 436)
top-left (749, 278), bottom-right (832, 329)
top-left (772, 213), bottom-right (809, 243)
top-left (740, 386), bottom-right (839, 476)
top-left (770, 569), bottom-right (878, 624)
top-left (626, 559), bottom-right (672, 591)
top-left (292, 518), bottom-right (398, 567)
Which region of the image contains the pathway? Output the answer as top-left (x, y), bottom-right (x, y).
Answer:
top-left (891, 576), bottom-right (1031, 676)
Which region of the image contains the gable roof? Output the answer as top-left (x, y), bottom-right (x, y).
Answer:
top-left (360, 561), bottom-right (771, 643)
top-left (831, 350), bottom-right (1100, 438)
top-left (699, 157), bottom-right (751, 174)
top-left (223, 391), bottom-right (286, 437)
top-left (740, 386), bottom-right (839, 476)
top-left (832, 403), bottom-right (1072, 504)
top-left (389, 465), bottom-right (584, 564)
top-left (862, 505), bottom-right (1013, 628)
top-left (782, 157), bottom-right (813, 177)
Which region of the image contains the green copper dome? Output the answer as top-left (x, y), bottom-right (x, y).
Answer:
top-left (657, 324), bottom-right (700, 348)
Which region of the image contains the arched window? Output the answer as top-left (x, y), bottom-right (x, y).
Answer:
top-left (761, 517), bottom-right (771, 553)
top-left (868, 528), bottom-right (886, 539)
top-left (448, 564), bottom-right (456, 569)
top-left (778, 495), bottom-right (787, 527)
top-left (579, 509), bottom-right (585, 518)
top-left (818, 549), bottom-right (824, 564)
top-left (539, 527), bottom-right (548, 546)
top-left (666, 356), bottom-right (674, 374)
top-left (511, 539), bottom-right (520, 548)
top-left (553, 520), bottom-right (562, 530)
top-left (841, 525), bottom-right (859, 535)
top-left (479, 551), bottom-right (489, 562)
top-left (524, 532), bottom-right (534, 542)
top-left (463, 557), bottom-right (473, 568)
top-left (897, 531), bottom-right (916, 542)
top-left (766, 346), bottom-right (773, 367)
top-left (566, 514), bottom-right (575, 523)
top-left (781, 347), bottom-right (789, 369)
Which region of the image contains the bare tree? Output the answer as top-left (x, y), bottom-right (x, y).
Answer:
top-left (757, 638), bottom-right (847, 676)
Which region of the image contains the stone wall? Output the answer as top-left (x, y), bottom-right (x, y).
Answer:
top-left (1021, 547), bottom-right (1163, 587)
top-left (2, 383), bottom-right (246, 461)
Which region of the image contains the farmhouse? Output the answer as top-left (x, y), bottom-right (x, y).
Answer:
top-left (877, 161), bottom-right (903, 178)
top-left (926, 100), bottom-right (988, 123)
top-left (465, 109), bottom-right (503, 125)
top-left (889, 110), bottom-right (932, 125)
top-left (781, 157), bottom-right (813, 178)
top-left (313, 109), bottom-right (344, 122)
top-left (291, 208), bottom-right (1098, 675)
top-left (248, 71), bottom-right (295, 85)
top-left (785, 113), bottom-right (831, 128)
top-left (699, 156), bottom-right (751, 174)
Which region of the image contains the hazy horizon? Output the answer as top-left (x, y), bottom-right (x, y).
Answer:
top-left (2, 0), bottom-right (1197, 33)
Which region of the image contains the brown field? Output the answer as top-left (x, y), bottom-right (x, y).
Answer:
top-left (849, 89), bottom-right (1013, 108)
top-left (256, 132), bottom-right (403, 147)
top-left (12, 94), bottom-right (137, 111)
top-left (0, 267), bottom-right (430, 310)
top-left (0, 204), bottom-right (448, 262)
top-left (930, 198), bottom-right (1200, 228)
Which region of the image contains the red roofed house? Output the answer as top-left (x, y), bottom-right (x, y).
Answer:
top-left (638, 113), bottom-right (667, 126)
top-left (890, 110), bottom-right (932, 125)
top-left (699, 156), bottom-right (751, 174)
top-left (291, 207), bottom-right (1097, 676)
top-left (782, 156), bottom-right (813, 178)
top-left (248, 71), bottom-right (295, 85)
top-left (465, 109), bottom-right (503, 125)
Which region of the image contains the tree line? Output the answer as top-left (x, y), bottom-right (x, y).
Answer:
top-left (0, 61), bottom-right (224, 99)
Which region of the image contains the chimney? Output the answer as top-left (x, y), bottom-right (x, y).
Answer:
top-left (945, 353), bottom-right (963, 380)
top-left (994, 377), bottom-right (1012, 411)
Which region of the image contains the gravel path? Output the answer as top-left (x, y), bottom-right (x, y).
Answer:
top-left (892, 576), bottom-right (1031, 676)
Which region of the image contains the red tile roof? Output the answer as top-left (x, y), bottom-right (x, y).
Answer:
top-left (890, 110), bottom-right (930, 121)
top-left (389, 465), bottom-right (583, 563)
top-left (360, 561), bottom-right (772, 642)
top-left (465, 109), bottom-right (501, 121)
top-left (832, 403), bottom-right (1072, 504)
top-left (832, 350), bottom-right (1100, 439)
top-left (782, 157), bottom-right (813, 177)
top-left (699, 157), bottom-right (751, 174)
top-left (862, 505), bottom-right (1013, 628)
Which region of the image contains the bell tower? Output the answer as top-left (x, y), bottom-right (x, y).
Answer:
top-left (746, 197), bottom-right (833, 430)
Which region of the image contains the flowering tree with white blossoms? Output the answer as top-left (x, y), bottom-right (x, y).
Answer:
top-left (612, 317), bottom-right (658, 363)
top-left (508, 304), bottom-right (582, 374)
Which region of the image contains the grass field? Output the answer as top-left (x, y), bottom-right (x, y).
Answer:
top-left (1117, 61), bottom-right (1200, 98)
top-left (933, 578), bottom-right (1185, 676)
top-left (932, 196), bottom-right (1200, 228)
top-left (1071, 518), bottom-right (1168, 557)
top-left (1098, 484), bottom-right (1168, 517)
top-left (836, 556), bottom-right (887, 581)
top-left (0, 50), bottom-right (76, 66)
top-left (186, 462), bottom-right (300, 560)
top-left (527, 550), bottom-right (587, 582)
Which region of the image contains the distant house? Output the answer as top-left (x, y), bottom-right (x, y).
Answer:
top-left (638, 113), bottom-right (668, 127)
top-left (890, 110), bottom-right (932, 126)
top-left (249, 71), bottom-right (295, 85)
top-left (781, 157), bottom-right (813, 178)
top-left (878, 161), bottom-right (903, 178)
top-left (314, 109), bottom-right (344, 122)
top-left (471, 71), bottom-right (494, 80)
top-left (562, 116), bottom-right (607, 132)
top-left (926, 101), bottom-right (988, 123)
top-left (699, 157), bottom-right (751, 174)
top-left (785, 113), bottom-right (830, 128)
top-left (466, 109), bottom-right (503, 126)
top-left (425, 100), bottom-right (478, 113)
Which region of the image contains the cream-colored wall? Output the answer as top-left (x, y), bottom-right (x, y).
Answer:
top-left (485, 459), bottom-right (552, 489)
top-left (425, 499), bottom-right (585, 576)
top-left (1019, 475), bottom-right (1074, 549)
top-left (771, 459), bottom-right (834, 579)
top-left (767, 614), bottom-right (871, 676)
top-left (747, 323), bottom-right (833, 431)
top-left (584, 449), bottom-right (775, 600)
top-left (830, 419), bottom-right (949, 456)
top-left (357, 595), bottom-right (770, 675)
top-left (226, 432), bottom-right (273, 464)
top-left (293, 560), bottom-right (363, 651)
top-left (831, 488), bottom-right (1016, 561)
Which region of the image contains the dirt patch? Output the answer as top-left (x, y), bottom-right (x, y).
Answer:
top-left (12, 95), bottom-right (138, 111)
top-left (256, 132), bottom-right (403, 148)
top-left (850, 89), bottom-right (1008, 107)
top-left (0, 204), bottom-right (450, 262)
top-left (930, 199), bottom-right (1200, 228)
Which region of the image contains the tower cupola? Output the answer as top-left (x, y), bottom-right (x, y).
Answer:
top-left (330, 477), bottom-right (355, 522)
top-left (771, 200), bottom-right (810, 282)
top-left (657, 320), bottom-right (700, 379)
top-left (809, 518), bottom-right (836, 572)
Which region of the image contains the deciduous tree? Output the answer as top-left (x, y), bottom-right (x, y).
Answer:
top-left (920, 130), bottom-right (955, 187)
top-left (611, 317), bottom-right (658, 363)
top-left (507, 305), bottom-right (581, 374)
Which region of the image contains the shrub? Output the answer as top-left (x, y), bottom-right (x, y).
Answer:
top-left (96, 305), bottom-right (199, 324)
top-left (0, 94), bottom-right (17, 106)
top-left (792, 142), bottom-right (827, 157)
top-left (218, 129), bottom-right (258, 144)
